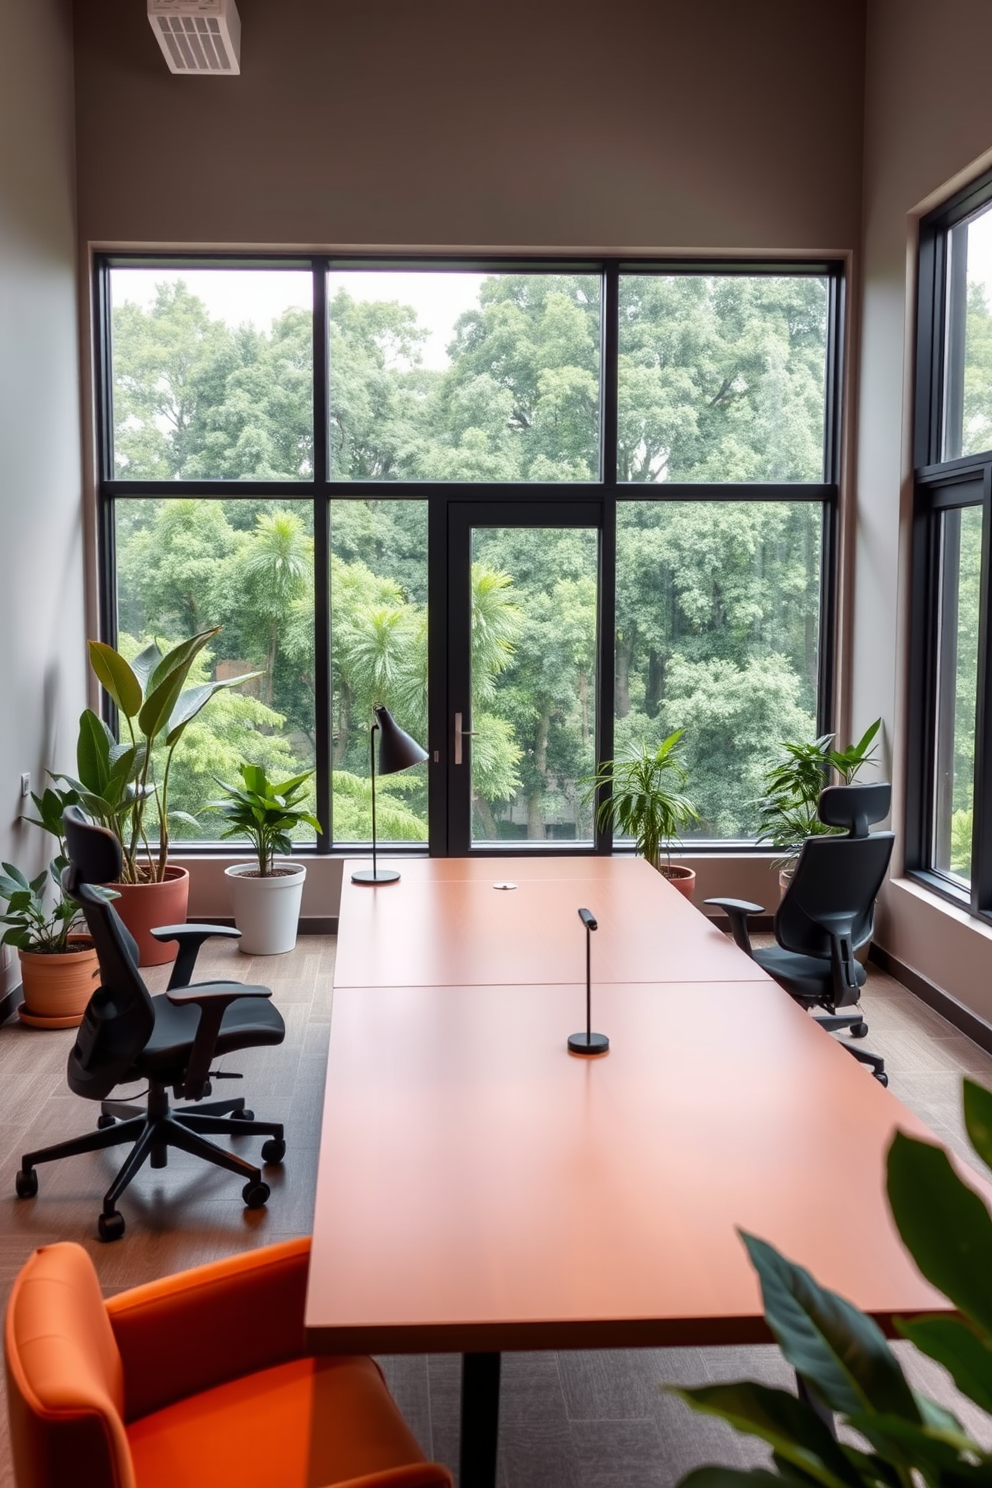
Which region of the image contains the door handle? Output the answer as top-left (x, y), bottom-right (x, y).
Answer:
top-left (454, 711), bottom-right (479, 766)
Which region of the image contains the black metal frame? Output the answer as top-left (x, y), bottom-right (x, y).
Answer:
top-left (93, 252), bottom-right (846, 859)
top-left (908, 169), bottom-right (992, 916)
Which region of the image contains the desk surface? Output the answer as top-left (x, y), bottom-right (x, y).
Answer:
top-left (310, 853), bottom-right (959, 1357)
top-left (334, 856), bottom-right (765, 988)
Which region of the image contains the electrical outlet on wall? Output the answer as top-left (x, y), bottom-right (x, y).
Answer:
top-left (19, 773), bottom-right (29, 798)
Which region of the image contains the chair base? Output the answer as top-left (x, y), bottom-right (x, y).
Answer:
top-left (813, 1010), bottom-right (887, 1085)
top-left (16, 1081), bottom-right (286, 1241)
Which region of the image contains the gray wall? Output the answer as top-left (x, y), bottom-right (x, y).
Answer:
top-left (0, 0), bottom-right (87, 997)
top-left (73, 0), bottom-right (866, 253)
top-left (856, 0), bottom-right (992, 1016)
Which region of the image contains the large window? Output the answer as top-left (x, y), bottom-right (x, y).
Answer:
top-left (910, 177), bottom-right (992, 911)
top-left (96, 258), bottom-right (842, 855)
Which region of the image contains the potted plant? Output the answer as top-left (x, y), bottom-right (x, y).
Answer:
top-left (583, 729), bottom-right (700, 900)
top-left (0, 791), bottom-right (100, 1027)
top-left (58, 628), bottom-right (259, 965)
top-left (757, 718), bottom-right (881, 885)
top-left (210, 764), bottom-right (320, 954)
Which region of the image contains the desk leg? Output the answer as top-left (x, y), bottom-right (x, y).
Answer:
top-left (460, 1351), bottom-right (501, 1488)
top-left (796, 1371), bottom-right (836, 1438)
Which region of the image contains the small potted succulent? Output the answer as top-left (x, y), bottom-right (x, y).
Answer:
top-left (210, 765), bottom-right (320, 955)
top-left (583, 729), bottom-right (700, 899)
top-left (0, 788), bottom-right (100, 1026)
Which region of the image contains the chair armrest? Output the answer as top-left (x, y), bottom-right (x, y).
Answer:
top-left (165, 982), bottom-right (272, 1098)
top-left (703, 898), bottom-right (764, 957)
top-left (107, 1238), bottom-right (310, 1421)
top-left (150, 923), bottom-right (242, 992)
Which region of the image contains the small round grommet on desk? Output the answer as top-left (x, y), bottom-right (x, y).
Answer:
top-left (568, 1031), bottom-right (610, 1055)
top-left (492, 882), bottom-right (517, 890)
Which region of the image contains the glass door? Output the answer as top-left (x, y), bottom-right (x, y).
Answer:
top-left (446, 503), bottom-right (603, 854)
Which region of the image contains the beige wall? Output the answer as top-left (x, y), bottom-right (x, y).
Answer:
top-left (0, 0), bottom-right (86, 999)
top-left (856, 0), bottom-right (992, 1016)
top-left (74, 0), bottom-right (866, 253)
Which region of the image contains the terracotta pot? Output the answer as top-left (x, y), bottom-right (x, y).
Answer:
top-left (662, 865), bottom-right (696, 901)
top-left (112, 866), bottom-right (190, 966)
top-left (18, 936), bottom-right (100, 1028)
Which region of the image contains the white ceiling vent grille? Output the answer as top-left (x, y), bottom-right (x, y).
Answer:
top-left (148, 0), bottom-right (241, 75)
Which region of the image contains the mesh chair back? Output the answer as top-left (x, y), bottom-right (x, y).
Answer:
top-left (61, 808), bottom-right (155, 1101)
top-left (774, 831), bottom-right (895, 964)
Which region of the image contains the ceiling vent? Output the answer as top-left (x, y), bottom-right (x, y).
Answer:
top-left (148, 0), bottom-right (241, 75)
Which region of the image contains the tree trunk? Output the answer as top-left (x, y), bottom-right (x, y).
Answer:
top-left (527, 710), bottom-right (551, 839)
top-left (615, 644), bottom-right (631, 718)
top-left (646, 649), bottom-right (666, 718)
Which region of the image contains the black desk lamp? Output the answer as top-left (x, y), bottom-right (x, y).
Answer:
top-left (568, 907), bottom-right (609, 1054)
top-left (351, 704), bottom-right (428, 886)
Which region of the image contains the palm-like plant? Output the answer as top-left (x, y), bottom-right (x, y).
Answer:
top-left (583, 729), bottom-right (699, 874)
top-left (757, 719), bottom-right (880, 863)
top-left (209, 765), bottom-right (320, 875)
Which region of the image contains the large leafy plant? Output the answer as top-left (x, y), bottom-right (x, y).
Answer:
top-left (209, 765), bottom-right (320, 875)
top-left (0, 786), bottom-right (89, 953)
top-left (62, 629), bottom-right (260, 884)
top-left (757, 719), bottom-right (881, 863)
top-left (676, 1075), bottom-right (992, 1488)
top-left (583, 729), bottom-right (699, 874)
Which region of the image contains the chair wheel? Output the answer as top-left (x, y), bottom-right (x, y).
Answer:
top-left (261, 1138), bottom-right (286, 1165)
top-left (242, 1181), bottom-right (270, 1210)
top-left (232, 1109), bottom-right (255, 1122)
top-left (97, 1113), bottom-right (116, 1129)
top-left (98, 1210), bottom-right (126, 1242)
top-left (15, 1168), bottom-right (38, 1199)
top-left (849, 1022), bottom-right (868, 1039)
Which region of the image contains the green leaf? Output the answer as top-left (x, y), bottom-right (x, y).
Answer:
top-left (887, 1129), bottom-right (992, 1335)
top-left (846, 1410), bottom-right (991, 1479)
top-left (129, 641), bottom-right (162, 696)
top-left (897, 1313), bottom-right (992, 1412)
top-left (1, 863), bottom-right (30, 890)
top-left (164, 673), bottom-right (265, 746)
top-left (964, 1080), bottom-right (992, 1176)
top-left (675, 1382), bottom-right (862, 1488)
top-left (87, 641), bottom-right (142, 719)
top-left (76, 709), bottom-right (114, 794)
top-left (146, 628), bottom-right (219, 695)
top-left (137, 665), bottom-right (189, 743)
top-left (741, 1232), bottom-right (918, 1420)
top-left (680, 1470), bottom-right (812, 1488)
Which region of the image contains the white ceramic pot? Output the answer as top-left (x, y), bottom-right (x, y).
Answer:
top-left (224, 862), bottom-right (307, 955)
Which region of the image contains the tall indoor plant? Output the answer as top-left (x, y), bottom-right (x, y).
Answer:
top-left (61, 627), bottom-right (259, 964)
top-left (584, 729), bottom-right (700, 899)
top-left (210, 764), bottom-right (320, 954)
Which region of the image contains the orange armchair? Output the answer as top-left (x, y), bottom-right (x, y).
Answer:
top-left (5, 1237), bottom-right (453, 1488)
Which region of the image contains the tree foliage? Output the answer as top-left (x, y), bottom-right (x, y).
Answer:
top-left (109, 269), bottom-right (839, 842)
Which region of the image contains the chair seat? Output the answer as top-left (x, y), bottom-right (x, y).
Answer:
top-left (752, 945), bottom-right (867, 1006)
top-left (130, 988), bottom-right (285, 1078)
top-left (126, 1353), bottom-right (429, 1488)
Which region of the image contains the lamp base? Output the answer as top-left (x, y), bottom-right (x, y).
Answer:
top-left (351, 869), bottom-right (401, 885)
top-left (567, 1031), bottom-right (609, 1055)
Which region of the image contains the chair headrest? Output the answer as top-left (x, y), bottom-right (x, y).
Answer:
top-left (818, 782), bottom-right (891, 838)
top-left (63, 806), bottom-right (122, 885)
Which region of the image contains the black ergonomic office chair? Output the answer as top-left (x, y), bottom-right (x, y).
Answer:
top-left (707, 782), bottom-right (894, 1086)
top-left (14, 807), bottom-right (287, 1241)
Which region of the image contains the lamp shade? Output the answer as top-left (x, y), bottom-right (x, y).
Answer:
top-left (374, 705), bottom-right (428, 776)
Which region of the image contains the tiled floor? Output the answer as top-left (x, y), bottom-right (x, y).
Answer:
top-left (0, 937), bottom-right (990, 1485)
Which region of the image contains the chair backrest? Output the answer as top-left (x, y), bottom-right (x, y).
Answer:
top-left (61, 808), bottom-right (155, 1103)
top-left (775, 783), bottom-right (895, 965)
top-left (5, 1242), bottom-right (134, 1488)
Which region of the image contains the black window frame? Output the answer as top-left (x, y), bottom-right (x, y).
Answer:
top-left (909, 173), bottom-right (992, 914)
top-left (93, 252), bottom-right (845, 858)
